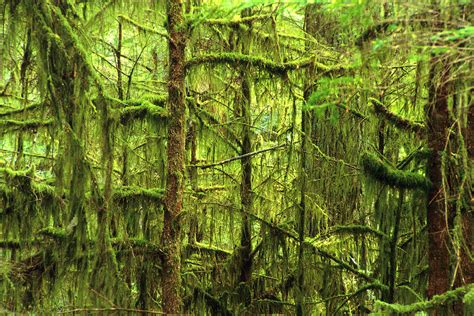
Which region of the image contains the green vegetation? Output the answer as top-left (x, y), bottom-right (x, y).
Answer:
top-left (0, 0), bottom-right (472, 315)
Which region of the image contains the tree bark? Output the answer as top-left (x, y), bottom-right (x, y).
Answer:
top-left (161, 0), bottom-right (186, 313)
top-left (426, 55), bottom-right (451, 300)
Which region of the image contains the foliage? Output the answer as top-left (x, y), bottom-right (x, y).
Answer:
top-left (0, 0), bottom-right (472, 315)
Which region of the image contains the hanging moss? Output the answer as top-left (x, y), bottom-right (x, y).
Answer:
top-left (333, 225), bottom-right (389, 240)
top-left (118, 101), bottom-right (168, 124)
top-left (370, 98), bottom-right (426, 135)
top-left (186, 52), bottom-right (344, 76)
top-left (186, 241), bottom-right (232, 257)
top-left (117, 14), bottom-right (168, 39)
top-left (38, 227), bottom-right (67, 240)
top-left (111, 237), bottom-right (163, 256)
top-left (189, 99), bottom-right (241, 152)
top-left (113, 186), bottom-right (164, 203)
top-left (361, 152), bottom-right (432, 190)
top-left (202, 14), bottom-right (271, 27)
top-left (0, 101), bottom-right (44, 117)
top-left (0, 118), bottom-right (53, 131)
top-left (374, 284), bottom-right (474, 313)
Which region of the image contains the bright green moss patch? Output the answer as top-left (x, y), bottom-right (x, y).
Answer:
top-left (361, 152), bottom-right (432, 190)
top-left (113, 186), bottom-right (165, 203)
top-left (186, 52), bottom-right (344, 75)
top-left (370, 98), bottom-right (425, 135)
top-left (374, 284), bottom-right (474, 313)
top-left (119, 101), bottom-right (168, 123)
top-left (0, 118), bottom-right (53, 131)
top-left (38, 227), bottom-right (68, 240)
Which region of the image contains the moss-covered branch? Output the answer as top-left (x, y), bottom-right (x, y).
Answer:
top-left (374, 284), bottom-right (474, 313)
top-left (186, 242), bottom-right (232, 257)
top-left (189, 99), bottom-right (241, 152)
top-left (113, 186), bottom-right (165, 203)
top-left (304, 237), bottom-right (377, 283)
top-left (370, 98), bottom-right (426, 135)
top-left (332, 225), bottom-right (389, 240)
top-left (0, 118), bottom-right (53, 131)
top-left (104, 95), bottom-right (168, 123)
top-left (118, 15), bottom-right (169, 39)
top-left (186, 52), bottom-right (344, 76)
top-left (119, 101), bottom-right (168, 124)
top-left (192, 143), bottom-right (286, 169)
top-left (202, 14), bottom-right (271, 27)
top-left (0, 167), bottom-right (57, 200)
top-left (1, 233), bottom-right (163, 256)
top-left (0, 102), bottom-right (44, 117)
top-left (361, 152), bottom-right (432, 190)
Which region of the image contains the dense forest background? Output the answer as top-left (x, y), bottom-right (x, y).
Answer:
top-left (0, 0), bottom-right (473, 314)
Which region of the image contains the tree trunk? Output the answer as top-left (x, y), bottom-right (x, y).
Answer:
top-left (237, 8), bottom-right (253, 286)
top-left (296, 4), bottom-right (318, 315)
top-left (426, 55), bottom-right (451, 300)
top-left (161, 0), bottom-right (186, 313)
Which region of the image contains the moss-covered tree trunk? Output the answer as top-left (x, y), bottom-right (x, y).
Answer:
top-left (161, 0), bottom-right (186, 313)
top-left (296, 5), bottom-right (317, 315)
top-left (426, 56), bottom-right (451, 301)
top-left (237, 8), bottom-right (253, 287)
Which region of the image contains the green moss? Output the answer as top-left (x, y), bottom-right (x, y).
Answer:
top-left (118, 14), bottom-right (168, 38)
top-left (202, 14), bottom-right (271, 27)
top-left (105, 95), bottom-right (168, 124)
top-left (333, 225), bottom-right (389, 240)
top-left (186, 52), bottom-right (344, 75)
top-left (0, 166), bottom-right (33, 179)
top-left (111, 237), bottom-right (162, 254)
top-left (0, 102), bottom-right (44, 118)
top-left (361, 152), bottom-right (432, 190)
top-left (119, 101), bottom-right (168, 123)
top-left (37, 227), bottom-right (67, 240)
top-left (0, 118), bottom-right (53, 131)
top-left (187, 241), bottom-right (232, 257)
top-left (113, 186), bottom-right (165, 203)
top-left (370, 98), bottom-right (425, 134)
top-left (374, 284), bottom-right (474, 313)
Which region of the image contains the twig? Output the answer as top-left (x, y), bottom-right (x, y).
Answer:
top-left (192, 143), bottom-right (286, 169)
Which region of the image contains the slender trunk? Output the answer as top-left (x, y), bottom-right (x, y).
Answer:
top-left (15, 28), bottom-right (32, 168)
top-left (239, 74), bottom-right (252, 284)
top-left (161, 0), bottom-right (186, 313)
top-left (426, 55), bottom-right (451, 300)
top-left (237, 8), bottom-right (253, 286)
top-left (388, 190), bottom-right (404, 303)
top-left (296, 5), bottom-right (318, 314)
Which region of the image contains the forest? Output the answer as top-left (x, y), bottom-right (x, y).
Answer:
top-left (0, 0), bottom-right (473, 315)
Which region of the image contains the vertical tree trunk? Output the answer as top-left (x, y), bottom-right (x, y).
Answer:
top-left (426, 55), bottom-right (451, 300)
top-left (236, 8), bottom-right (253, 286)
top-left (161, 0), bottom-right (186, 313)
top-left (296, 4), bottom-right (318, 314)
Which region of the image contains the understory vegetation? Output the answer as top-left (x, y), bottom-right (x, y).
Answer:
top-left (0, 0), bottom-right (472, 315)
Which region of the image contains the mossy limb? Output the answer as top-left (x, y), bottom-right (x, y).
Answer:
top-left (361, 152), bottom-right (432, 190)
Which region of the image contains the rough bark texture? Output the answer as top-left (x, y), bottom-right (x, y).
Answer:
top-left (237, 8), bottom-right (253, 286)
top-left (296, 5), bottom-right (318, 315)
top-left (161, 0), bottom-right (186, 313)
top-left (426, 56), bottom-right (451, 300)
